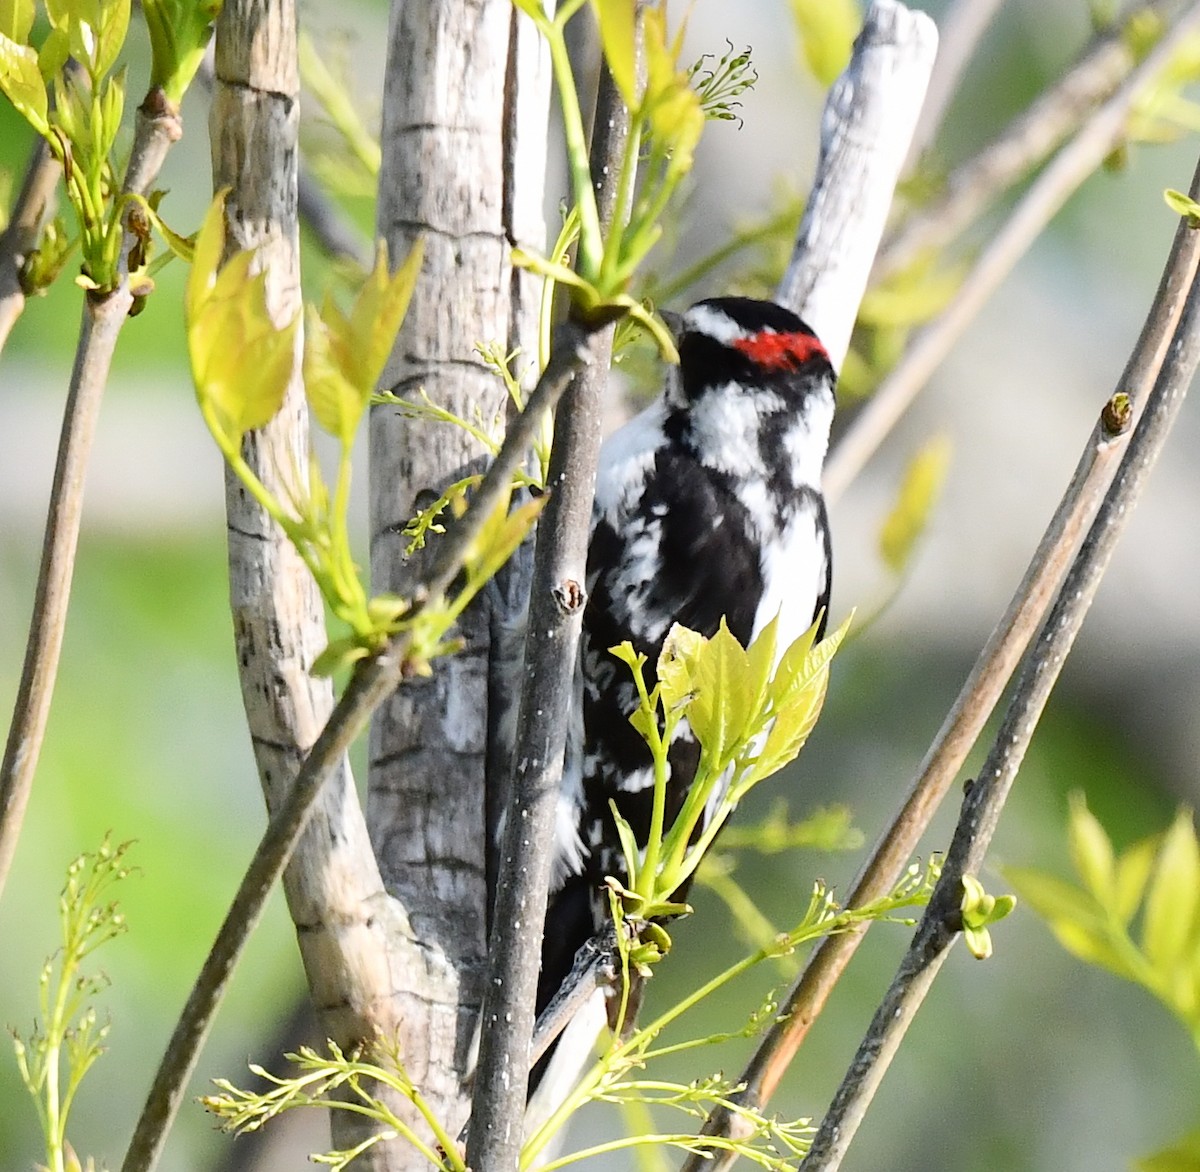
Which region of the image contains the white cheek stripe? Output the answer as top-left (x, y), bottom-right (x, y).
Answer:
top-left (682, 303), bottom-right (747, 344)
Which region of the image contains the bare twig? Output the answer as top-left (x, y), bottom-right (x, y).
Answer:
top-left (825, 1), bottom-right (1200, 503)
top-left (684, 140), bottom-right (1200, 1172)
top-left (882, 1), bottom-right (1172, 278)
top-left (0, 137), bottom-right (61, 354)
top-left (466, 58), bottom-right (631, 1172)
top-left (800, 173), bottom-right (1200, 1172)
top-left (118, 326), bottom-right (590, 1172)
top-left (0, 94), bottom-right (185, 901)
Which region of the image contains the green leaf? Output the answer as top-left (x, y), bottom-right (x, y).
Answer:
top-left (1066, 792), bottom-right (1115, 904)
top-left (610, 801), bottom-right (642, 882)
top-left (1164, 187), bottom-right (1200, 226)
top-left (1143, 808), bottom-right (1200, 973)
top-left (0, 30), bottom-right (48, 133)
top-left (92, 0), bottom-right (130, 79)
top-left (94, 70), bottom-right (126, 160)
top-left (1005, 866), bottom-right (1135, 980)
top-left (186, 190), bottom-right (228, 320)
top-left (1114, 834), bottom-right (1159, 927)
top-left (656, 623), bottom-right (702, 714)
top-left (744, 613), bottom-right (779, 723)
top-left (590, 0), bottom-right (637, 108)
top-left (311, 635), bottom-right (372, 677)
top-left (343, 238), bottom-right (423, 392)
top-left (186, 194), bottom-right (298, 446)
top-left (143, 0), bottom-right (220, 102)
top-left (0, 0), bottom-right (34, 44)
top-left (788, 0), bottom-right (859, 86)
top-left (642, 7), bottom-right (704, 179)
top-left (746, 616), bottom-right (848, 785)
top-left (463, 492), bottom-right (544, 595)
top-left (878, 434), bottom-right (951, 575)
top-left (304, 306), bottom-right (365, 445)
top-left (684, 619), bottom-right (751, 768)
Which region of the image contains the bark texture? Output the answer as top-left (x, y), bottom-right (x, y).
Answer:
top-left (370, 0), bottom-right (551, 1151)
top-left (210, 0), bottom-right (417, 1164)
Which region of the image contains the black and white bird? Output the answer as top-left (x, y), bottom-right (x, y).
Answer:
top-left (527, 295), bottom-right (837, 1109)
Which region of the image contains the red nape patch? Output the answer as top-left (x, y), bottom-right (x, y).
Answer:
top-left (732, 329), bottom-right (828, 371)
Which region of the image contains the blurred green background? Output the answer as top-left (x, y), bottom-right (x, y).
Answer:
top-left (2, 0), bottom-right (1199, 1170)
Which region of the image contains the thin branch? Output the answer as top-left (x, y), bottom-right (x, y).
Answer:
top-left (906, 0), bottom-right (1004, 164)
top-left (118, 326), bottom-right (591, 1172)
top-left (0, 136), bottom-right (61, 354)
top-left (297, 166), bottom-right (372, 269)
top-left (825, 0), bottom-right (1200, 503)
top-left (799, 171), bottom-right (1200, 1172)
top-left (466, 58), bottom-right (631, 1172)
top-left (682, 138), bottom-right (1200, 1172)
top-left (528, 927), bottom-right (620, 1071)
top-left (0, 94), bottom-right (185, 901)
top-left (881, 0), bottom-right (1173, 280)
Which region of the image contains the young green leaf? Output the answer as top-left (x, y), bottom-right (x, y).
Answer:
top-left (1165, 186), bottom-right (1200, 226)
top-left (1004, 866), bottom-right (1136, 981)
top-left (788, 0), bottom-right (859, 86)
top-left (0, 31), bottom-right (49, 133)
top-left (1114, 835), bottom-right (1159, 927)
top-left (683, 619), bottom-right (752, 769)
top-left (342, 239), bottom-right (423, 392)
top-left (91, 0), bottom-right (130, 80)
top-left (186, 189), bottom-right (229, 320)
top-left (656, 622), bottom-right (703, 714)
top-left (642, 7), bottom-right (704, 179)
top-left (187, 192), bottom-right (298, 446)
top-left (304, 305), bottom-right (365, 445)
top-left (0, 0), bottom-right (34, 44)
top-left (590, 0), bottom-right (637, 108)
top-left (878, 434), bottom-right (951, 576)
top-left (1143, 808), bottom-right (1200, 974)
top-left (142, 0), bottom-right (220, 102)
top-left (1066, 791), bottom-right (1116, 905)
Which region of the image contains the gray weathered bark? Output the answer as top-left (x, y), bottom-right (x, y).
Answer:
top-left (370, 0), bottom-right (552, 1157)
top-left (209, 0), bottom-right (423, 1167)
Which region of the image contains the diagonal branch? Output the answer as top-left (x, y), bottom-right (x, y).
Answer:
top-left (777, 0), bottom-right (938, 365)
top-left (118, 324), bottom-right (591, 1172)
top-left (0, 93), bottom-right (185, 901)
top-left (826, 1), bottom-right (1200, 502)
top-left (799, 163), bottom-right (1200, 1172)
top-left (880, 0), bottom-right (1177, 281)
top-left (683, 146), bottom-right (1200, 1172)
top-left (0, 136), bottom-right (61, 355)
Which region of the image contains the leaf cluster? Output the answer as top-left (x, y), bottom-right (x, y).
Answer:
top-left (187, 192), bottom-right (543, 677)
top-left (511, 0), bottom-right (712, 357)
top-left (1007, 795), bottom-right (1200, 1050)
top-left (205, 859), bottom-right (941, 1172)
top-left (0, 0), bottom-right (217, 291)
top-left (607, 613), bottom-right (850, 926)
